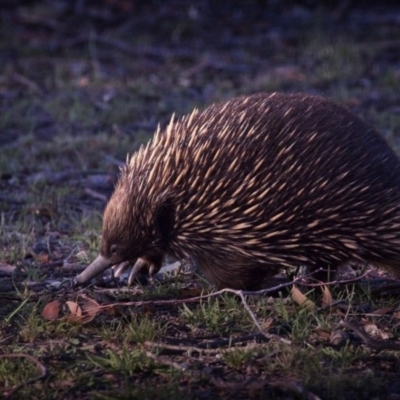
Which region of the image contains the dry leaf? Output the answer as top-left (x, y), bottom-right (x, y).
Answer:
top-left (65, 301), bottom-right (84, 323)
top-left (65, 295), bottom-right (102, 324)
top-left (79, 295), bottom-right (101, 324)
top-left (66, 301), bottom-right (82, 316)
top-left (291, 285), bottom-right (316, 311)
top-left (314, 328), bottom-right (331, 340)
top-left (363, 323), bottom-right (389, 340)
top-left (42, 300), bottom-right (61, 320)
top-left (262, 317), bottom-right (273, 330)
top-left (330, 330), bottom-right (350, 346)
top-left (321, 285), bottom-right (333, 306)
top-left (39, 253), bottom-right (50, 264)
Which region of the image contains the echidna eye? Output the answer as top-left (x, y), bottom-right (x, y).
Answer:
top-left (110, 244), bottom-right (118, 255)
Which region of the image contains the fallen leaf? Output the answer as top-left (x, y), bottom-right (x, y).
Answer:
top-left (66, 301), bottom-right (82, 317)
top-left (64, 295), bottom-right (102, 324)
top-left (262, 317), bottom-right (273, 330)
top-left (363, 323), bottom-right (389, 340)
top-left (65, 301), bottom-right (84, 323)
top-left (330, 330), bottom-right (350, 346)
top-left (39, 253), bottom-right (50, 264)
top-left (42, 300), bottom-right (61, 320)
top-left (79, 295), bottom-right (101, 324)
top-left (314, 328), bottom-right (331, 340)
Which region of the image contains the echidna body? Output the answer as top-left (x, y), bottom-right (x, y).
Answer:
top-left (74, 93), bottom-right (400, 290)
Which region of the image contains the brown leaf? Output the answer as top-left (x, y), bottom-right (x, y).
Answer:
top-left (65, 301), bottom-right (85, 323)
top-left (42, 300), bottom-right (61, 320)
top-left (291, 285), bottom-right (316, 311)
top-left (314, 328), bottom-right (331, 340)
top-left (330, 330), bottom-right (350, 346)
top-left (363, 323), bottom-right (390, 340)
top-left (79, 295), bottom-right (101, 324)
top-left (39, 253), bottom-right (50, 264)
top-left (262, 317), bottom-right (273, 330)
top-left (66, 301), bottom-right (82, 317)
top-left (65, 295), bottom-right (102, 324)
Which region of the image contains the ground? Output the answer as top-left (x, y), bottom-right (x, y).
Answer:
top-left (1, 1), bottom-right (400, 399)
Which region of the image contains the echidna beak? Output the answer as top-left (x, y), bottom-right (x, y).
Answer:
top-left (73, 254), bottom-right (113, 286)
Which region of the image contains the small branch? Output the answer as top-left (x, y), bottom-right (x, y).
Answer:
top-left (75, 271), bottom-right (380, 345)
top-left (84, 188), bottom-right (108, 202)
top-left (145, 351), bottom-right (186, 371)
top-left (9, 71), bottom-right (43, 95)
top-left (236, 289), bottom-right (291, 344)
top-left (144, 335), bottom-right (264, 354)
top-left (338, 320), bottom-right (400, 351)
top-left (297, 270), bottom-right (373, 287)
top-left (62, 34), bottom-right (196, 61)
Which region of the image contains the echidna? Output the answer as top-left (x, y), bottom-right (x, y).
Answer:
top-left (74, 92), bottom-right (400, 290)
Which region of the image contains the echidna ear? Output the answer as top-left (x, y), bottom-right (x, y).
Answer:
top-left (154, 198), bottom-right (175, 244)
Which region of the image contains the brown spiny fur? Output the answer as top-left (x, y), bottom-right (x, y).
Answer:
top-left (98, 92), bottom-right (400, 290)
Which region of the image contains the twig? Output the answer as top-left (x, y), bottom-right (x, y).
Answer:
top-left (38, 260), bottom-right (64, 269)
top-left (0, 354), bottom-right (47, 398)
top-left (236, 289), bottom-right (290, 343)
top-left (371, 283), bottom-right (400, 295)
top-left (338, 320), bottom-right (400, 351)
top-left (296, 270), bottom-right (373, 287)
top-left (9, 71), bottom-right (43, 95)
top-left (84, 188), bottom-right (108, 202)
top-left (144, 336), bottom-right (264, 354)
top-left (60, 262), bottom-right (86, 272)
top-left (62, 34), bottom-right (196, 61)
top-left (60, 34), bottom-right (253, 73)
top-left (78, 271), bottom-right (377, 344)
top-left (145, 351), bottom-right (186, 371)
top-left (90, 285), bottom-right (295, 345)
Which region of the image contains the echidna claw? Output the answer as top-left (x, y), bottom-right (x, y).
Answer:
top-left (127, 258), bottom-right (149, 286)
top-left (112, 260), bottom-right (132, 278)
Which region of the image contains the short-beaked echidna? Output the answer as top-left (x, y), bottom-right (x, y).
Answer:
top-left (74, 92), bottom-right (400, 290)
